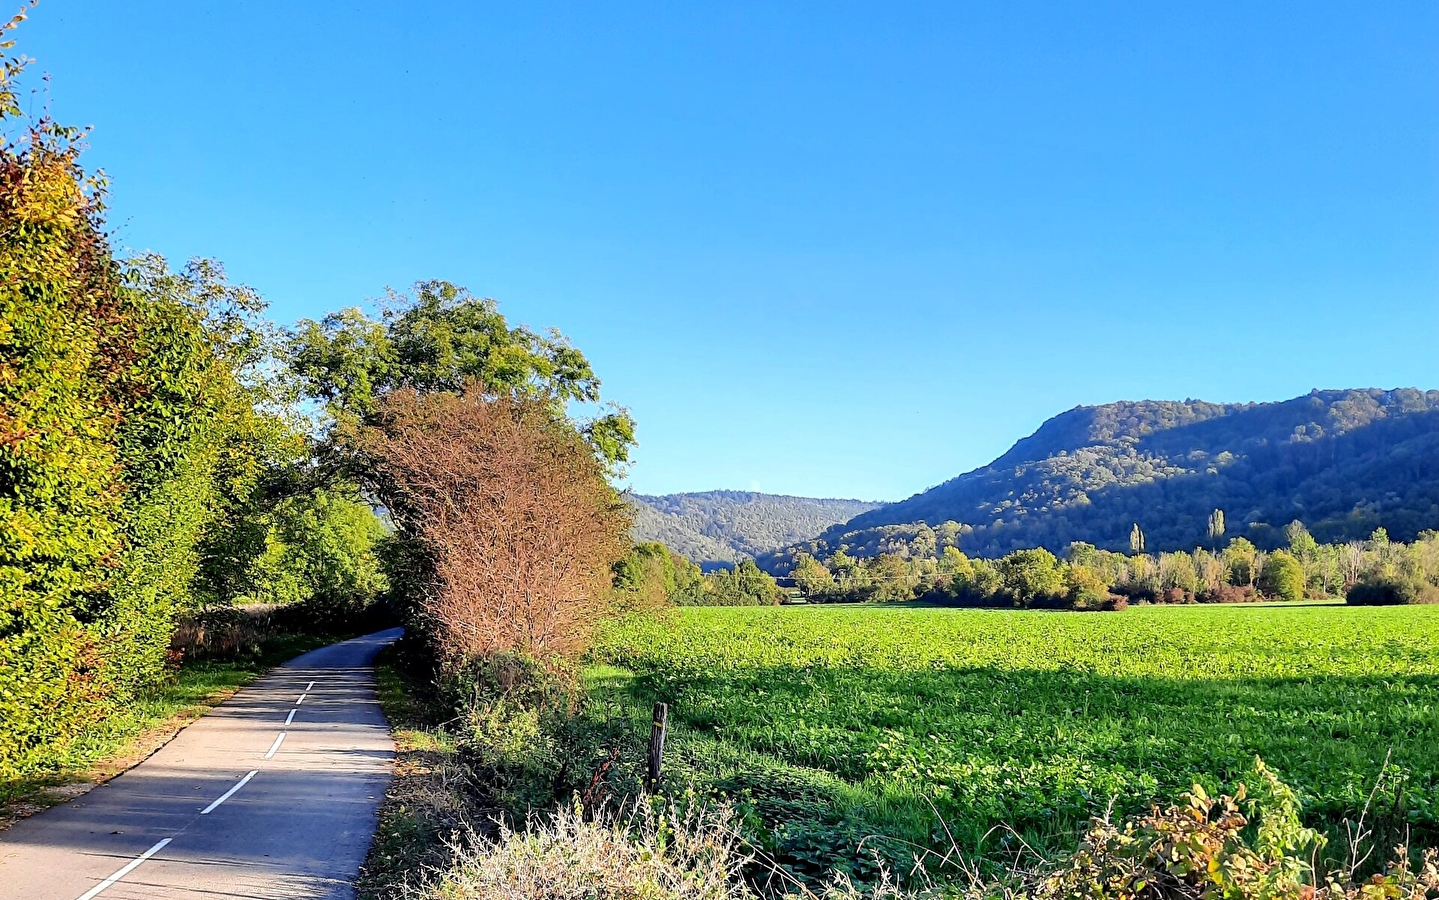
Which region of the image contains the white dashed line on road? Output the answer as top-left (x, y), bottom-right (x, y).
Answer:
top-left (201, 770), bottom-right (258, 815)
top-left (74, 837), bottom-right (171, 900)
top-left (284, 708), bottom-right (296, 726)
top-left (264, 733), bottom-right (286, 759)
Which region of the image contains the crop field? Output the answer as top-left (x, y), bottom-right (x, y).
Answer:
top-left (589, 604), bottom-right (1439, 881)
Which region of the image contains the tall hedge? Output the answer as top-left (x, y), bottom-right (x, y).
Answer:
top-left (0, 103), bottom-right (133, 772)
top-left (0, 31), bottom-right (246, 774)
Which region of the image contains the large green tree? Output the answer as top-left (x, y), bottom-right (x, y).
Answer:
top-left (997, 548), bottom-right (1067, 606)
top-left (1259, 550), bottom-right (1306, 602)
top-left (790, 552), bottom-right (834, 600)
top-left (288, 280), bottom-right (635, 468)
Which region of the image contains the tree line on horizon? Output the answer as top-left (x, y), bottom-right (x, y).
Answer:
top-left (621, 518), bottom-right (1439, 610)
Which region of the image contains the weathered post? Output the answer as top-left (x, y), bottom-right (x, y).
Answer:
top-left (646, 702), bottom-right (668, 791)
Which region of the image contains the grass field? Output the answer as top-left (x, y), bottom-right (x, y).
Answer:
top-left (590, 604), bottom-right (1439, 881)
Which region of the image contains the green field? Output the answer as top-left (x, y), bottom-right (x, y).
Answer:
top-left (590, 604), bottom-right (1439, 881)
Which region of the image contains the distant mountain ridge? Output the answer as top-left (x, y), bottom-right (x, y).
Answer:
top-left (765, 388), bottom-right (1439, 566)
top-left (630, 490), bottom-right (881, 567)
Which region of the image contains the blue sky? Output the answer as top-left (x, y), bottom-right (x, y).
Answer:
top-left (19, 2), bottom-right (1439, 501)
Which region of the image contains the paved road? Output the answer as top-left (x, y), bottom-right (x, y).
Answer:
top-left (0, 628), bottom-right (403, 900)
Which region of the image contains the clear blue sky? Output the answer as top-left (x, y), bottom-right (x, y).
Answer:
top-left (20, 2), bottom-right (1439, 501)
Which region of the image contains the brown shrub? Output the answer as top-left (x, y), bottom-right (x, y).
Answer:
top-left (354, 385), bottom-right (629, 662)
top-left (1198, 584), bottom-right (1259, 604)
top-left (1148, 586), bottom-right (1197, 604)
top-left (169, 606), bottom-right (285, 662)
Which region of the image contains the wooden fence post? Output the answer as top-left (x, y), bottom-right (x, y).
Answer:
top-left (646, 702), bottom-right (668, 791)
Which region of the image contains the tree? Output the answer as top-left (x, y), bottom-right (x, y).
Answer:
top-left (1207, 509), bottom-right (1226, 547)
top-left (705, 560), bottom-right (782, 606)
top-left (1340, 541), bottom-right (1366, 590)
top-left (0, 13), bottom-right (398, 773)
top-left (790, 553), bottom-right (834, 600)
top-left (125, 255), bottom-right (316, 615)
top-left (352, 385), bottom-right (629, 660)
top-left (826, 548), bottom-right (871, 599)
top-left (289, 281), bottom-right (634, 468)
top-left (265, 490), bottom-right (389, 622)
top-left (1065, 564), bottom-right (1111, 610)
top-left (1223, 537), bottom-right (1260, 588)
top-left (909, 526), bottom-right (937, 560)
top-left (1193, 549), bottom-right (1227, 594)
top-left (1158, 551), bottom-right (1199, 594)
top-left (1284, 520), bottom-right (1318, 561)
top-left (997, 548), bottom-right (1066, 606)
top-left (611, 540), bottom-right (706, 609)
top-left (611, 541), bottom-right (679, 611)
top-left (938, 546), bottom-right (976, 579)
top-left (1258, 550), bottom-right (1305, 602)
top-left (0, 21), bottom-right (302, 769)
top-left (935, 521), bottom-right (964, 552)
top-left (2, 51), bottom-right (132, 769)
top-left (967, 558), bottom-right (1004, 600)
top-left (869, 554), bottom-right (919, 602)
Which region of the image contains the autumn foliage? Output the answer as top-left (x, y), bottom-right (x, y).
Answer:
top-left (354, 384), bottom-right (629, 661)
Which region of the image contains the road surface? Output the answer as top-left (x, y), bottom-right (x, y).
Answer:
top-left (0, 628), bottom-right (403, 900)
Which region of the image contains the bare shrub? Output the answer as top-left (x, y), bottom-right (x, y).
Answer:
top-left (169, 605), bottom-right (290, 662)
top-left (1197, 584), bottom-right (1258, 604)
top-left (354, 385), bottom-right (629, 662)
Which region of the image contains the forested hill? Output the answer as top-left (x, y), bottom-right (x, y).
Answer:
top-left (774, 388), bottom-right (1439, 564)
top-left (630, 491), bottom-right (881, 567)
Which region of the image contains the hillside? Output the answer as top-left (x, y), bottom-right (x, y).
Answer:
top-left (630, 491), bottom-right (881, 567)
top-left (767, 388), bottom-right (1439, 565)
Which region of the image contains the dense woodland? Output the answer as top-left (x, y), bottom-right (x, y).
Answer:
top-left (630, 490), bottom-right (878, 566)
top-left (778, 391), bottom-right (1439, 563)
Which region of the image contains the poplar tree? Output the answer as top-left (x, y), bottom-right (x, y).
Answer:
top-left (1207, 509), bottom-right (1226, 546)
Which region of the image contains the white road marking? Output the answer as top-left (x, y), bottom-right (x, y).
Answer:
top-left (74, 837), bottom-right (171, 900)
top-left (295, 693), bottom-right (307, 705)
top-left (284, 708), bottom-right (296, 726)
top-left (264, 732), bottom-right (286, 759)
top-left (306, 681), bottom-right (315, 691)
top-left (201, 770), bottom-right (258, 815)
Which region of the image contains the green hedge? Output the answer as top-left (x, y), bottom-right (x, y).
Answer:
top-left (0, 60), bottom-right (246, 773)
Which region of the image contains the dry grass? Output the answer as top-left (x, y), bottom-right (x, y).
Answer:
top-left (360, 648), bottom-right (494, 900)
top-left (366, 745), bottom-right (1439, 900)
top-left (418, 801), bottom-right (753, 900)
